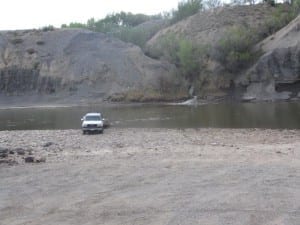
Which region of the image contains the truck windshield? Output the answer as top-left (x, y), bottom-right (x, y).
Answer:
top-left (85, 116), bottom-right (101, 121)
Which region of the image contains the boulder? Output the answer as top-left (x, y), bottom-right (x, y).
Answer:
top-left (24, 156), bottom-right (35, 163)
top-left (16, 148), bottom-right (26, 155)
top-left (0, 147), bottom-right (8, 158)
top-left (34, 156), bottom-right (46, 163)
top-left (43, 142), bottom-right (54, 148)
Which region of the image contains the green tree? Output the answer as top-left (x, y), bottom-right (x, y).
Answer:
top-left (259, 3), bottom-right (296, 38)
top-left (116, 22), bottom-right (165, 48)
top-left (293, 0), bottom-right (300, 13)
top-left (171, 0), bottom-right (203, 24)
top-left (177, 39), bottom-right (208, 81)
top-left (203, 0), bottom-right (222, 9)
top-left (158, 33), bottom-right (180, 63)
top-left (263, 0), bottom-right (276, 6)
top-left (67, 22), bottom-right (86, 29)
top-left (178, 40), bottom-right (195, 78)
top-left (87, 18), bottom-right (96, 31)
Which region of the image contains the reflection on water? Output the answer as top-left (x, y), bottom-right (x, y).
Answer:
top-left (0, 102), bottom-right (300, 130)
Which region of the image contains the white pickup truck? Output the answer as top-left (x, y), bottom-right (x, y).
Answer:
top-left (81, 112), bottom-right (104, 134)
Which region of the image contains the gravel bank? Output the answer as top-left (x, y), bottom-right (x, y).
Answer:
top-left (0, 128), bottom-right (300, 225)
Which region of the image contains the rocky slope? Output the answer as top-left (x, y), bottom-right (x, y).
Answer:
top-left (0, 29), bottom-right (184, 105)
top-left (145, 4), bottom-right (300, 101)
top-left (0, 5), bottom-right (299, 105)
top-left (240, 14), bottom-right (300, 101)
top-left (146, 4), bottom-right (275, 52)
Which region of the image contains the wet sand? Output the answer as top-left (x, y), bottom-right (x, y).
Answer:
top-left (0, 128), bottom-right (300, 225)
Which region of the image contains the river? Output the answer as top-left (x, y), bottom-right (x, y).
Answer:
top-left (0, 102), bottom-right (300, 130)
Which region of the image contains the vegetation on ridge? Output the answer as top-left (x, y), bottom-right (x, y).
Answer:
top-left (56, 1), bottom-right (300, 99)
top-left (61, 0), bottom-right (203, 48)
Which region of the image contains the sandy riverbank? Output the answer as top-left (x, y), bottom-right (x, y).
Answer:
top-left (0, 128), bottom-right (300, 225)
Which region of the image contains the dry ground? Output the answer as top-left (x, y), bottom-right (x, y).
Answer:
top-left (0, 128), bottom-right (299, 225)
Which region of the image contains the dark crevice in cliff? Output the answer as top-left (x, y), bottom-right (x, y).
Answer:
top-left (0, 67), bottom-right (62, 94)
top-left (275, 80), bottom-right (300, 97)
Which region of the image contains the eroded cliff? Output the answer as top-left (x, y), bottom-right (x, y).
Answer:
top-left (0, 4), bottom-right (299, 105)
top-left (240, 14), bottom-right (300, 101)
top-left (0, 29), bottom-right (185, 104)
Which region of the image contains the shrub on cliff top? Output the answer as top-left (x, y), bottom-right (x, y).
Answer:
top-left (257, 3), bottom-right (296, 39)
top-left (171, 0), bottom-right (203, 24)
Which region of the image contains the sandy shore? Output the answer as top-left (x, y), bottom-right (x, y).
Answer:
top-left (0, 128), bottom-right (300, 225)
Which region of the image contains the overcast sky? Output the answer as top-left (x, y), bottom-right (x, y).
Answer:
top-left (0, 0), bottom-right (181, 30)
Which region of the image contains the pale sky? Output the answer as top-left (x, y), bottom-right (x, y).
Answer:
top-left (0, 0), bottom-right (180, 30)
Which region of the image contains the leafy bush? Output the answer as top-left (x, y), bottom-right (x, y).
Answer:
top-left (41, 25), bottom-right (55, 32)
top-left (203, 0), bottom-right (222, 9)
top-left (214, 26), bottom-right (259, 72)
top-left (149, 33), bottom-right (208, 82)
top-left (293, 0), bottom-right (300, 14)
top-left (171, 0), bottom-right (203, 24)
top-left (62, 12), bottom-right (164, 48)
top-left (114, 21), bottom-right (166, 48)
top-left (259, 4), bottom-right (296, 38)
top-left (149, 32), bottom-right (180, 62)
top-left (62, 22), bottom-right (86, 29)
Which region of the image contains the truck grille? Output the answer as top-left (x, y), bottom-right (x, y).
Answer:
top-left (87, 124), bottom-right (97, 128)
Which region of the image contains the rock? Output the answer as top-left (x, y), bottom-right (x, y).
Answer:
top-left (43, 142), bottom-right (54, 147)
top-left (189, 86), bottom-right (194, 97)
top-left (242, 96), bottom-right (256, 102)
top-left (0, 159), bottom-right (17, 165)
top-left (179, 96), bottom-right (198, 105)
top-left (0, 148), bottom-right (8, 158)
top-left (169, 96), bottom-right (198, 105)
top-left (24, 155), bottom-right (46, 163)
top-left (0, 147), bottom-right (8, 153)
top-left (0, 149), bottom-right (9, 158)
top-left (35, 156), bottom-right (46, 163)
top-left (24, 156), bottom-right (35, 163)
top-left (16, 148), bottom-right (26, 155)
top-left (0, 153), bottom-right (8, 158)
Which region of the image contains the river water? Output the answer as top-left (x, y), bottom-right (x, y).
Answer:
top-left (0, 102), bottom-right (300, 130)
